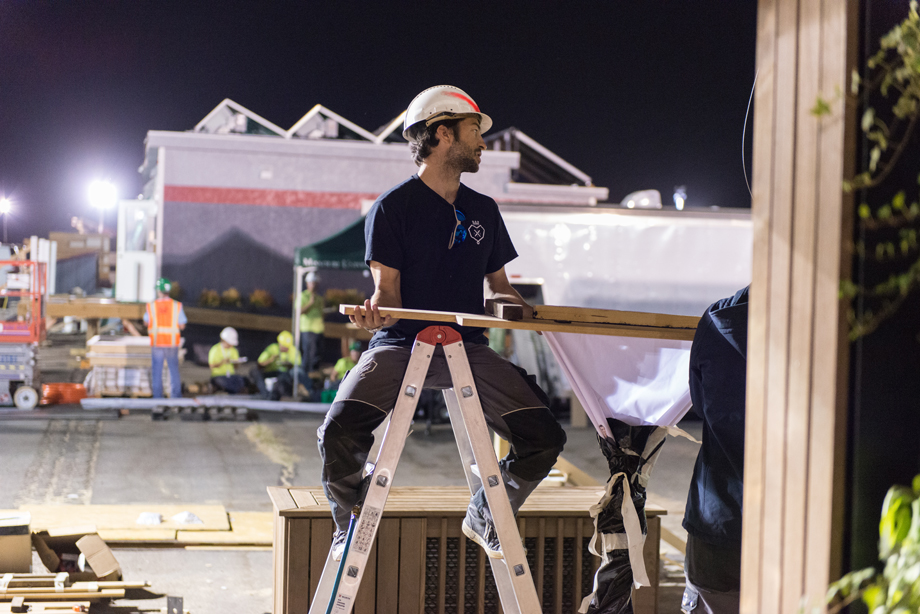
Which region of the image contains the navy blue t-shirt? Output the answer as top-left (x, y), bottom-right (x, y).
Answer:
top-left (365, 175), bottom-right (518, 348)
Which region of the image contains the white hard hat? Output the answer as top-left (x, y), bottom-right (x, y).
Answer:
top-left (402, 85), bottom-right (492, 140)
top-left (220, 327), bottom-right (239, 346)
top-left (305, 271), bottom-right (319, 284)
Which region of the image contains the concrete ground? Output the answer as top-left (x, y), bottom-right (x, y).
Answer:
top-left (2, 351), bottom-right (701, 613)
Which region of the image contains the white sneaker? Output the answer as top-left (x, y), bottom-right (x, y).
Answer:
top-left (332, 530), bottom-right (347, 561)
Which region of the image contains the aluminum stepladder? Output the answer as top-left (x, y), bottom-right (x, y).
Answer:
top-left (308, 325), bottom-right (542, 614)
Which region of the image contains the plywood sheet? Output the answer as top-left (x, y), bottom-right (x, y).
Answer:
top-left (177, 512), bottom-right (272, 545)
top-left (22, 504), bottom-right (229, 532)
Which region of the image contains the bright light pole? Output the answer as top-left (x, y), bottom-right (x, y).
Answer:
top-left (88, 180), bottom-right (117, 234)
top-left (0, 197), bottom-right (11, 244)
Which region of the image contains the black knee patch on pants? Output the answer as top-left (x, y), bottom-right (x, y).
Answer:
top-left (318, 399), bottom-right (387, 483)
top-left (502, 408), bottom-right (566, 482)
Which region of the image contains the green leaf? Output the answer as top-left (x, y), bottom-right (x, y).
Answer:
top-left (812, 96), bottom-right (832, 117)
top-left (860, 203), bottom-right (873, 219)
top-left (871, 146), bottom-right (882, 172)
top-left (881, 486), bottom-right (917, 557)
top-left (863, 108), bottom-right (877, 131)
top-left (894, 191), bottom-right (907, 210)
top-left (852, 69), bottom-right (863, 94)
top-left (862, 584), bottom-right (885, 609)
top-left (879, 205), bottom-right (893, 220)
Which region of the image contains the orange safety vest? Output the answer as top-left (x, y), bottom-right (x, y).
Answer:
top-left (146, 298), bottom-right (182, 347)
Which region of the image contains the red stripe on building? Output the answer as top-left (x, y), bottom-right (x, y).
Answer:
top-left (164, 186), bottom-right (379, 209)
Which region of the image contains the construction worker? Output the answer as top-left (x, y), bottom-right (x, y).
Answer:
top-left (208, 327), bottom-right (248, 394)
top-left (253, 330), bottom-right (304, 400)
top-left (317, 86), bottom-right (566, 561)
top-left (143, 277), bottom-right (186, 398)
top-left (299, 271), bottom-right (325, 373)
top-left (329, 341), bottom-right (361, 385)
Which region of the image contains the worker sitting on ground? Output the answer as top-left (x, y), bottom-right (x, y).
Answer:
top-left (318, 85), bottom-right (566, 562)
top-left (327, 341), bottom-right (362, 390)
top-left (144, 277), bottom-right (186, 399)
top-left (208, 327), bottom-right (248, 394)
top-left (253, 330), bottom-right (304, 400)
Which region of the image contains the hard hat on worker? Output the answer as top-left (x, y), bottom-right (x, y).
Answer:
top-left (220, 327), bottom-right (239, 346)
top-left (277, 330), bottom-right (294, 347)
top-left (155, 278), bottom-right (171, 293)
top-left (402, 85), bottom-right (492, 140)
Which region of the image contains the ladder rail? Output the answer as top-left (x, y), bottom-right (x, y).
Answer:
top-left (442, 340), bottom-right (543, 614)
top-left (308, 339), bottom-right (434, 614)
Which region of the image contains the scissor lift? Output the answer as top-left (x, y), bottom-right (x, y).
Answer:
top-left (309, 325), bottom-right (542, 614)
top-left (0, 260), bottom-right (47, 409)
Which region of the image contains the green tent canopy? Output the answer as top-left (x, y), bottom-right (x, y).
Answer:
top-left (295, 217), bottom-right (367, 270)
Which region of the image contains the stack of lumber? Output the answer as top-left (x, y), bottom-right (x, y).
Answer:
top-left (84, 336), bottom-right (181, 397)
top-left (0, 572), bottom-right (147, 604)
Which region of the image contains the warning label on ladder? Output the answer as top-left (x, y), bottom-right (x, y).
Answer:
top-left (352, 505), bottom-right (381, 554)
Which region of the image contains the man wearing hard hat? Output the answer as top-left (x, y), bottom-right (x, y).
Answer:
top-left (144, 278), bottom-right (187, 398)
top-left (253, 330), bottom-right (304, 400)
top-left (208, 327), bottom-right (248, 394)
top-left (317, 86), bottom-right (566, 561)
top-left (299, 270), bottom-right (325, 373)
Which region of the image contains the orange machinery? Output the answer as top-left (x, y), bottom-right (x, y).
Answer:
top-left (0, 260), bottom-right (47, 409)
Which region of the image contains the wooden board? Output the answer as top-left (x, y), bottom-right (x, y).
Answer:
top-left (340, 304), bottom-right (696, 341)
top-left (176, 512), bottom-right (272, 545)
top-left (532, 305), bottom-right (699, 330)
top-left (280, 487), bottom-right (665, 518)
top-left (23, 504), bottom-right (230, 532)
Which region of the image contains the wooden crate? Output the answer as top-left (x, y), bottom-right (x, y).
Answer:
top-left (269, 486), bottom-right (662, 614)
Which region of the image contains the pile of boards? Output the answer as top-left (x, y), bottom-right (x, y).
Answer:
top-left (84, 336), bottom-right (181, 397)
top-left (0, 572), bottom-right (148, 611)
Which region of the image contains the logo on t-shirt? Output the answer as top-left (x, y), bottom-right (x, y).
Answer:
top-left (469, 220), bottom-right (485, 244)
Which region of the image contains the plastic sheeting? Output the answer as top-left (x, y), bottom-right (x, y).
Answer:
top-left (544, 332), bottom-right (692, 429)
top-left (502, 205), bottom-right (751, 317)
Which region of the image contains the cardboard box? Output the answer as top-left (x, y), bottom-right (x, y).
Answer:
top-left (31, 526), bottom-right (122, 582)
top-left (0, 512), bottom-right (32, 573)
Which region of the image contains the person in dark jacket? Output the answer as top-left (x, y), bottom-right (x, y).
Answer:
top-left (681, 285), bottom-right (749, 614)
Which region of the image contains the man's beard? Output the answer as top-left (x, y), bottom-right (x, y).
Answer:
top-left (446, 141), bottom-right (480, 174)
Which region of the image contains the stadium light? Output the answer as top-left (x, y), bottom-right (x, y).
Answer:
top-left (88, 180), bottom-right (118, 233)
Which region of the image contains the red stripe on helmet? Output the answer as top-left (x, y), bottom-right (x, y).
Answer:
top-left (444, 91), bottom-right (480, 112)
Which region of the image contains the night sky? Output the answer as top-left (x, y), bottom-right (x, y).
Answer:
top-left (0, 2), bottom-right (757, 242)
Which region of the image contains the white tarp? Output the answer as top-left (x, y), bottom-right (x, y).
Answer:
top-left (544, 332), bottom-right (693, 431)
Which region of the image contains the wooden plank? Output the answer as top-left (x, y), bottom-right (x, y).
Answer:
top-left (398, 518), bottom-right (426, 614)
top-left (267, 486), bottom-right (299, 513)
top-left (24, 504), bottom-right (229, 532)
top-left (780, 0), bottom-right (822, 609)
top-left (354, 535), bottom-right (377, 614)
top-left (741, 0), bottom-right (778, 610)
top-left (340, 304), bottom-right (458, 323)
top-left (273, 511), bottom-right (287, 614)
top-left (177, 511), bottom-right (272, 545)
top-left (574, 518), bottom-right (584, 610)
top-left (456, 314), bottom-right (696, 341)
top-left (535, 518), bottom-right (546, 604)
top-left (306, 519), bottom-right (328, 611)
top-left (533, 305), bottom-right (699, 330)
top-left (554, 518), bottom-right (564, 614)
top-left (340, 304), bottom-right (697, 340)
top-left (376, 518), bottom-right (400, 614)
top-left (46, 300), bottom-right (144, 320)
top-left (287, 489), bottom-right (320, 510)
top-left (0, 589), bottom-right (123, 600)
top-left (484, 299), bottom-right (524, 321)
top-left (803, 0), bottom-right (857, 607)
top-left (437, 518), bottom-right (447, 614)
top-left (759, 0), bottom-right (800, 611)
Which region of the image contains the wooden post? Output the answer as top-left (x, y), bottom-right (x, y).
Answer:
top-left (743, 0), bottom-right (857, 612)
